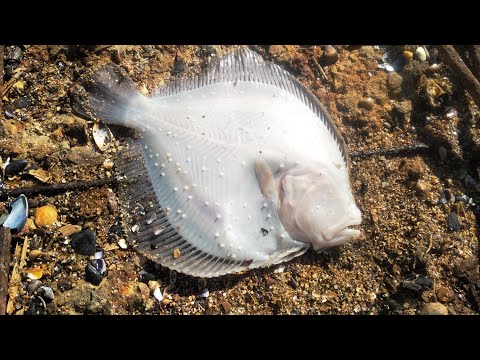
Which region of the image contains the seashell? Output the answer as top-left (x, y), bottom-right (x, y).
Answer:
top-left (2, 194), bottom-right (28, 232)
top-left (28, 168), bottom-right (52, 183)
top-left (85, 259), bottom-right (106, 286)
top-left (25, 267), bottom-right (43, 280)
top-left (415, 47), bottom-right (428, 62)
top-left (92, 122), bottom-right (114, 152)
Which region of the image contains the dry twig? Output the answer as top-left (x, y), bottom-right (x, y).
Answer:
top-left (436, 45), bottom-right (480, 108)
top-left (0, 227), bottom-right (11, 315)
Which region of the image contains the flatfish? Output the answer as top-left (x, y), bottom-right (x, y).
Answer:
top-left (72, 47), bottom-right (362, 278)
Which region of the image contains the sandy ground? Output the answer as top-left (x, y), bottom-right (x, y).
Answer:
top-left (1, 45), bottom-right (478, 315)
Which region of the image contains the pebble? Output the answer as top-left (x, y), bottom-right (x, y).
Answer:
top-left (436, 286), bottom-right (452, 302)
top-left (322, 45), bottom-right (338, 66)
top-left (415, 47), bottom-right (427, 62)
top-left (112, 49), bottom-right (123, 64)
top-left (464, 175), bottom-right (478, 189)
top-left (403, 50), bottom-right (413, 61)
top-left (358, 97), bottom-right (375, 110)
top-left (34, 205), bottom-right (58, 227)
top-left (71, 230), bottom-right (97, 255)
top-left (27, 280), bottom-right (43, 295)
top-left (387, 72), bottom-right (404, 99)
top-left (13, 96), bottom-right (30, 109)
top-left (221, 300), bottom-right (232, 313)
top-left (420, 302), bottom-right (448, 315)
top-left (447, 212), bottom-right (461, 231)
top-left (438, 146), bottom-right (448, 161)
top-left (28, 249), bottom-right (43, 261)
top-left (38, 286), bottom-right (55, 301)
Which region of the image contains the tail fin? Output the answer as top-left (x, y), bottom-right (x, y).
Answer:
top-left (71, 64), bottom-right (139, 125)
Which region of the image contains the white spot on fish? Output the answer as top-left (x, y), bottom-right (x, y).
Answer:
top-left (201, 166), bottom-right (208, 172)
top-left (219, 172), bottom-right (225, 177)
top-left (160, 172), bottom-right (165, 177)
top-left (216, 213), bottom-right (222, 220)
top-left (181, 214), bottom-right (187, 219)
top-left (204, 201), bottom-right (209, 206)
top-left (184, 186), bottom-right (189, 191)
top-left (154, 162), bottom-right (158, 166)
top-left (187, 195), bottom-right (193, 200)
top-left (173, 187), bottom-right (178, 192)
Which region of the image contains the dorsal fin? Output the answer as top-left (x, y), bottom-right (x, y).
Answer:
top-left (153, 47), bottom-right (349, 165)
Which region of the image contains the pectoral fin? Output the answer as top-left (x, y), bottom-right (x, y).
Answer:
top-left (254, 159), bottom-right (277, 201)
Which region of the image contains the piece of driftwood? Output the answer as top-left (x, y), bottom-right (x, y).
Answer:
top-left (0, 177), bottom-right (116, 200)
top-left (0, 227), bottom-right (11, 315)
top-left (436, 45), bottom-right (480, 109)
top-left (0, 45), bottom-right (4, 116)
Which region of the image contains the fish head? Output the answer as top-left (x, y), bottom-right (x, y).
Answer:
top-left (277, 164), bottom-right (362, 250)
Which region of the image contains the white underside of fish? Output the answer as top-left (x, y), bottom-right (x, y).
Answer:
top-left (72, 48), bottom-right (362, 277)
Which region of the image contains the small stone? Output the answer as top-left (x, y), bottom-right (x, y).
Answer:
top-left (322, 45), bottom-right (338, 66)
top-left (221, 300), bottom-right (232, 313)
top-left (403, 50), bottom-right (413, 60)
top-left (28, 250), bottom-right (43, 261)
top-left (173, 248), bottom-right (181, 259)
top-left (57, 279), bottom-right (73, 292)
top-left (387, 72), bottom-right (403, 99)
top-left (34, 205), bottom-right (58, 227)
top-left (420, 302), bottom-right (448, 315)
top-left (358, 97), bottom-right (375, 111)
top-left (13, 96), bottom-right (30, 109)
top-left (436, 286), bottom-right (453, 302)
top-left (415, 180), bottom-right (429, 196)
top-left (27, 280), bottom-right (43, 295)
top-left (112, 49), bottom-right (123, 64)
top-left (71, 230), bottom-right (97, 255)
top-left (464, 175), bottom-right (478, 189)
top-left (438, 146), bottom-right (448, 161)
top-left (447, 212), bottom-right (461, 231)
top-left (381, 182), bottom-right (389, 188)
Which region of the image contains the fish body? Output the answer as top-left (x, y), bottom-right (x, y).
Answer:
top-left (73, 48), bottom-right (362, 277)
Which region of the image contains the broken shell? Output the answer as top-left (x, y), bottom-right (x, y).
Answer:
top-left (322, 45), bottom-right (338, 66)
top-left (196, 288), bottom-right (209, 299)
top-left (85, 259), bottom-right (106, 286)
top-left (4, 159), bottom-right (28, 177)
top-left (25, 268), bottom-right (43, 280)
top-left (153, 287), bottom-right (164, 302)
top-left (92, 122), bottom-right (114, 152)
top-left (2, 194), bottom-right (28, 232)
top-left (28, 168), bottom-right (52, 184)
top-left (38, 286), bottom-right (55, 301)
top-left (428, 63), bottom-right (443, 73)
top-left (94, 250), bottom-right (104, 260)
top-left (59, 224), bottom-right (82, 237)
